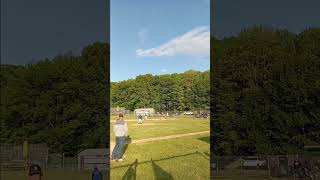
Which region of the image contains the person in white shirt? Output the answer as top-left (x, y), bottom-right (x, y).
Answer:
top-left (111, 113), bottom-right (128, 162)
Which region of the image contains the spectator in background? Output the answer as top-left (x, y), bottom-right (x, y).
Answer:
top-left (28, 164), bottom-right (43, 180)
top-left (303, 161), bottom-right (312, 179)
top-left (138, 114), bottom-right (143, 124)
top-left (294, 160), bottom-right (303, 178)
top-left (92, 165), bottom-right (102, 180)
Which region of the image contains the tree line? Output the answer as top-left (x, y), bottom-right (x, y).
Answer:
top-left (111, 70), bottom-right (210, 112)
top-left (1, 26), bottom-right (319, 156)
top-left (211, 26), bottom-right (320, 156)
top-left (1, 43), bottom-right (109, 155)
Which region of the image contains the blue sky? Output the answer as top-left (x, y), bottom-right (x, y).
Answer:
top-left (111, 0), bottom-right (210, 82)
top-left (2, 0), bottom-right (108, 65)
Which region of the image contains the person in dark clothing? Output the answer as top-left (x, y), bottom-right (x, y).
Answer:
top-left (303, 161), bottom-right (312, 180)
top-left (294, 160), bottom-right (303, 178)
top-left (138, 114), bottom-right (142, 124)
top-left (28, 164), bottom-right (43, 180)
top-left (92, 165), bottom-right (103, 180)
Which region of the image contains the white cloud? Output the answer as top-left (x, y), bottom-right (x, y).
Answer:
top-left (138, 28), bottom-right (149, 44)
top-left (136, 26), bottom-right (210, 58)
top-left (160, 69), bottom-right (168, 73)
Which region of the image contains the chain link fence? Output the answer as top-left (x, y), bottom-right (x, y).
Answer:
top-left (1, 144), bottom-right (109, 172)
top-left (212, 155), bottom-right (320, 179)
top-left (0, 143), bottom-right (48, 171)
top-left (47, 157), bottom-right (109, 171)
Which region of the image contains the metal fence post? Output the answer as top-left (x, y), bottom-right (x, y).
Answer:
top-left (216, 158), bottom-right (219, 176)
top-left (62, 153), bottom-right (65, 168)
top-left (268, 155), bottom-right (271, 179)
top-left (240, 156), bottom-right (243, 175)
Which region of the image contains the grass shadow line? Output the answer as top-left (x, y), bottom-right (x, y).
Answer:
top-left (151, 158), bottom-right (174, 180)
top-left (111, 151), bottom-right (199, 170)
top-left (203, 152), bottom-right (210, 157)
top-left (121, 159), bottom-right (138, 180)
top-left (196, 151), bottom-right (210, 161)
top-left (197, 136), bottom-right (210, 144)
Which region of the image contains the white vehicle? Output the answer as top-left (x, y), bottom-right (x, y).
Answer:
top-left (184, 111), bottom-right (193, 115)
top-left (242, 157), bottom-right (266, 167)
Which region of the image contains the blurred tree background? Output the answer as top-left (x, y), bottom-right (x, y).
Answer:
top-left (111, 70), bottom-right (210, 112)
top-left (1, 43), bottom-right (109, 156)
top-left (211, 26), bottom-right (320, 156)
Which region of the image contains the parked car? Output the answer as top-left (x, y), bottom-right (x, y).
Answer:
top-left (184, 111), bottom-right (193, 115)
top-left (242, 157), bottom-right (266, 167)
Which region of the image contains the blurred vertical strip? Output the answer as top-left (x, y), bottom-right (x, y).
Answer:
top-left (210, 0), bottom-right (214, 179)
top-left (105, 0), bottom-right (110, 178)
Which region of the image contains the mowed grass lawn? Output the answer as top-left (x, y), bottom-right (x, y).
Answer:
top-left (214, 177), bottom-right (285, 180)
top-left (1, 169), bottom-right (108, 180)
top-left (110, 115), bottom-right (209, 141)
top-left (111, 135), bottom-right (210, 179)
top-left (110, 115), bottom-right (210, 179)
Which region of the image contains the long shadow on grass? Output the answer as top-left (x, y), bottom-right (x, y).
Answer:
top-left (121, 159), bottom-right (138, 180)
top-left (151, 158), bottom-right (174, 180)
top-left (111, 151), bottom-right (198, 169)
top-left (204, 152), bottom-right (210, 158)
top-left (197, 136), bottom-right (210, 144)
top-left (197, 151), bottom-right (210, 161)
top-left (121, 136), bottom-right (132, 158)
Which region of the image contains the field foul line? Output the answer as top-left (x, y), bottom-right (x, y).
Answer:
top-left (110, 118), bottom-right (208, 123)
top-left (110, 119), bottom-right (176, 122)
top-left (110, 131), bottom-right (209, 146)
top-left (132, 131), bottom-right (209, 144)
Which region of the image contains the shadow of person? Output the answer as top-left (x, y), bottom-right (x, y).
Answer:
top-left (121, 135), bottom-right (131, 158)
top-left (151, 158), bottom-right (174, 180)
top-left (122, 159), bottom-right (138, 180)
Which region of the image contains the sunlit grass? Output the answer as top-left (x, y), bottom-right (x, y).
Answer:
top-left (1, 169), bottom-right (108, 180)
top-left (110, 115), bottom-right (209, 141)
top-left (110, 134), bottom-right (210, 180)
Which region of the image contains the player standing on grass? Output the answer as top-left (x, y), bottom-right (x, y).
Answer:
top-left (138, 114), bottom-right (143, 124)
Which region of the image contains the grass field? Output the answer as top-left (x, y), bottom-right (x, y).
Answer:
top-left (110, 114), bottom-right (210, 179)
top-left (0, 169), bottom-right (108, 180)
top-left (214, 177), bottom-right (285, 180)
top-left (110, 115), bottom-right (209, 141)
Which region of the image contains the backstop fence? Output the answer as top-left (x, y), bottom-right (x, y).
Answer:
top-left (212, 155), bottom-right (320, 179)
top-left (1, 145), bottom-right (110, 172)
top-left (47, 155), bottom-right (109, 171)
top-left (0, 143), bottom-right (48, 171)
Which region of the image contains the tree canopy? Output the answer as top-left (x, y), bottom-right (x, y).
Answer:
top-left (111, 70), bottom-right (210, 112)
top-left (1, 42), bottom-right (109, 155)
top-left (211, 26), bottom-right (320, 156)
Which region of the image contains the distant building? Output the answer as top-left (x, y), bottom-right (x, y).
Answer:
top-left (134, 108), bottom-right (155, 116)
top-left (77, 148), bottom-right (108, 170)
